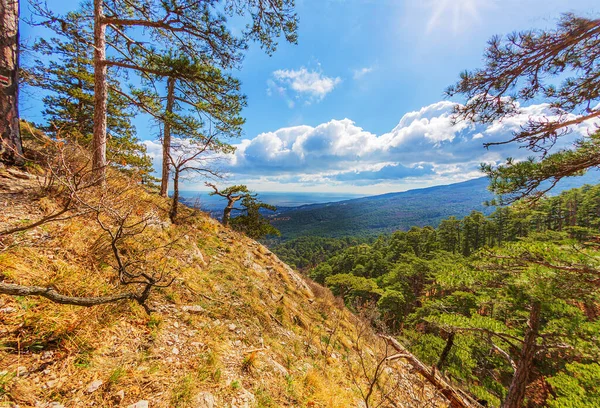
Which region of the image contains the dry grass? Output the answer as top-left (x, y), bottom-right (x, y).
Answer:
top-left (0, 160), bottom-right (447, 407)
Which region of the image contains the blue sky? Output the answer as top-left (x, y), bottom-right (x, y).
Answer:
top-left (20, 0), bottom-right (600, 194)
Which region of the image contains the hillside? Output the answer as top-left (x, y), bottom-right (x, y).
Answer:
top-left (271, 173), bottom-right (600, 240)
top-left (0, 165), bottom-right (450, 408)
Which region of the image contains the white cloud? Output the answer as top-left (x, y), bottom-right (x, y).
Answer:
top-left (148, 100), bottom-right (598, 193)
top-left (221, 100), bottom-right (596, 187)
top-left (269, 67), bottom-right (341, 104)
top-left (353, 66), bottom-right (374, 80)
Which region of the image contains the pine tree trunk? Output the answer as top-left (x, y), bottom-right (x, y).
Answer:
top-left (223, 200), bottom-right (234, 227)
top-left (436, 331), bottom-right (455, 371)
top-left (92, 0), bottom-right (107, 183)
top-left (0, 0), bottom-right (23, 165)
top-left (502, 301), bottom-right (541, 408)
top-left (169, 168), bottom-right (180, 222)
top-left (160, 77), bottom-right (176, 197)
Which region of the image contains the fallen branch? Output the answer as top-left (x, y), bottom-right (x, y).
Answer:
top-left (380, 335), bottom-right (480, 408)
top-left (0, 282), bottom-right (135, 306)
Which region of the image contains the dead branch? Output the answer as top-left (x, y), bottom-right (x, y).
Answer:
top-left (0, 282), bottom-right (135, 306)
top-left (380, 335), bottom-right (480, 408)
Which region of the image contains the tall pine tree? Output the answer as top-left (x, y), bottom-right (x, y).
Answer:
top-left (25, 12), bottom-right (153, 178)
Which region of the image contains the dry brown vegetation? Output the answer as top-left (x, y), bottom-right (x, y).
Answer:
top-left (0, 137), bottom-right (448, 407)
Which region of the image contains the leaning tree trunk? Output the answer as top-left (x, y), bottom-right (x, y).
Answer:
top-left (502, 301), bottom-right (541, 408)
top-left (223, 200), bottom-right (234, 227)
top-left (92, 0), bottom-right (107, 183)
top-left (160, 77), bottom-right (176, 197)
top-left (437, 331), bottom-right (455, 371)
top-left (0, 0), bottom-right (23, 165)
top-left (169, 168), bottom-right (180, 222)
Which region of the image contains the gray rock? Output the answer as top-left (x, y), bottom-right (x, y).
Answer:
top-left (269, 359), bottom-right (289, 377)
top-left (182, 305), bottom-right (205, 313)
top-left (127, 401), bottom-right (149, 408)
top-left (86, 379), bottom-right (103, 393)
top-left (231, 389), bottom-right (256, 408)
top-left (194, 391), bottom-right (216, 408)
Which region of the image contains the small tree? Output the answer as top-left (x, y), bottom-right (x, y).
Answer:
top-left (143, 53), bottom-right (244, 198)
top-left (447, 13), bottom-right (600, 203)
top-left (206, 183), bottom-right (280, 239)
top-left (229, 193), bottom-right (280, 239)
top-left (0, 134), bottom-right (174, 311)
top-left (167, 134), bottom-right (232, 223)
top-left (206, 183), bottom-right (251, 227)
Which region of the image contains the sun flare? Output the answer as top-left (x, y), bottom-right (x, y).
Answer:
top-left (426, 0), bottom-right (490, 34)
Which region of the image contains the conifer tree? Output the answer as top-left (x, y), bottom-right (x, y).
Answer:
top-left (65, 0), bottom-right (295, 182)
top-left (421, 239), bottom-right (600, 408)
top-left (141, 53), bottom-right (245, 197)
top-left (206, 183), bottom-right (251, 227)
top-left (448, 14), bottom-right (600, 203)
top-left (207, 184), bottom-right (280, 239)
top-left (0, 0), bottom-right (23, 165)
top-left (25, 12), bottom-right (153, 177)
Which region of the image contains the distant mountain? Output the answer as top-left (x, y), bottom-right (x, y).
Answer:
top-left (178, 191), bottom-right (365, 212)
top-left (271, 172), bottom-right (600, 240)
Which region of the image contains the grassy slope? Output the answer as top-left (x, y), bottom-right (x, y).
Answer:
top-left (0, 167), bottom-right (446, 408)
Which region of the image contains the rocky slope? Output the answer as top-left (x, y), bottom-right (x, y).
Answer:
top-left (0, 166), bottom-right (451, 408)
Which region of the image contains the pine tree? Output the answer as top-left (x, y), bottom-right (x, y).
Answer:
top-left (437, 216), bottom-right (461, 253)
top-left (205, 183), bottom-right (281, 239)
top-left (32, 0), bottom-right (297, 182)
top-left (206, 183), bottom-right (252, 227)
top-left (229, 193), bottom-right (280, 239)
top-left (416, 236), bottom-right (600, 408)
top-left (25, 12), bottom-right (153, 177)
top-left (0, 0), bottom-right (23, 165)
top-left (138, 55), bottom-right (245, 222)
top-left (141, 53), bottom-right (245, 198)
top-left (447, 13), bottom-right (600, 203)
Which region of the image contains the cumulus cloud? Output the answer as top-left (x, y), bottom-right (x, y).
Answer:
top-left (147, 100), bottom-right (597, 192)
top-left (268, 67), bottom-right (341, 104)
top-left (219, 100), bottom-right (596, 188)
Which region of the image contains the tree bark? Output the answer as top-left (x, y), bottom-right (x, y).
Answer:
top-left (160, 77), bottom-right (176, 197)
top-left (0, 282), bottom-right (135, 306)
top-left (169, 168), bottom-right (180, 222)
top-left (437, 331), bottom-right (455, 371)
top-left (0, 0), bottom-right (23, 165)
top-left (381, 335), bottom-right (473, 408)
top-left (501, 301), bottom-right (541, 408)
top-left (223, 199), bottom-right (234, 227)
top-left (92, 0), bottom-right (108, 183)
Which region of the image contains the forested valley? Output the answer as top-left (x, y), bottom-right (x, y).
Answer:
top-left (273, 183), bottom-right (600, 406)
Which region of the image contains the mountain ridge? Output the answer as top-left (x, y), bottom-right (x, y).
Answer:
top-left (270, 172), bottom-right (600, 239)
